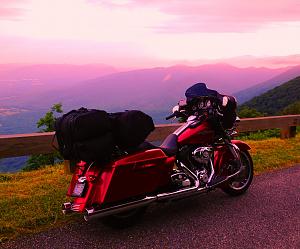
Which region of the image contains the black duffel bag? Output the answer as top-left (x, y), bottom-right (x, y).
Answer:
top-left (54, 107), bottom-right (115, 160)
top-left (110, 110), bottom-right (155, 150)
top-left (74, 132), bottom-right (115, 162)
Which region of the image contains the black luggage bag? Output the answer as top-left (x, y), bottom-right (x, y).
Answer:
top-left (110, 110), bottom-right (155, 150)
top-left (54, 107), bottom-right (115, 161)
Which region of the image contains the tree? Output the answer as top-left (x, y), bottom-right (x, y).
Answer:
top-left (280, 101), bottom-right (300, 115)
top-left (23, 103), bottom-right (63, 171)
top-left (238, 106), bottom-right (263, 118)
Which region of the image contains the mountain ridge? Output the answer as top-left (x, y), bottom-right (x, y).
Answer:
top-left (12, 63), bottom-right (287, 111)
top-left (240, 76), bottom-right (300, 115)
top-left (234, 65), bottom-right (300, 104)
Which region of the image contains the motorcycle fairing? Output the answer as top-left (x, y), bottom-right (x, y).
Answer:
top-left (178, 121), bottom-right (215, 145)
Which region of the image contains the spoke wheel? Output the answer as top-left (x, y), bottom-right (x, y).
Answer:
top-left (221, 150), bottom-right (253, 196)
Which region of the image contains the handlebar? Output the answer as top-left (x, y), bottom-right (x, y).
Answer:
top-left (166, 112), bottom-right (178, 120)
top-left (166, 96), bottom-right (224, 121)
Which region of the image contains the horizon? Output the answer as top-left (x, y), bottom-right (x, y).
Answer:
top-left (0, 56), bottom-right (300, 70)
top-left (1, 1), bottom-right (300, 68)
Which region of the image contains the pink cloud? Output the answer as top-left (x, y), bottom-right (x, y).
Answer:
top-left (0, 0), bottom-right (26, 20)
top-left (0, 8), bottom-right (23, 19)
top-left (93, 0), bottom-right (300, 32)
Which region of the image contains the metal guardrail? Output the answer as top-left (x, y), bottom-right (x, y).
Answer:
top-left (0, 115), bottom-right (300, 159)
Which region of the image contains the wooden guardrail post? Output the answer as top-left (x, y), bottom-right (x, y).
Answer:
top-left (280, 126), bottom-right (297, 139)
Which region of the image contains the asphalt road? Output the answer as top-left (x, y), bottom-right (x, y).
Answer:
top-left (2, 165), bottom-right (300, 249)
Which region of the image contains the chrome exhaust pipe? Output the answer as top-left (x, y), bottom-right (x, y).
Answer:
top-left (84, 182), bottom-right (205, 221)
top-left (84, 196), bottom-right (157, 221)
top-left (84, 183), bottom-right (207, 221)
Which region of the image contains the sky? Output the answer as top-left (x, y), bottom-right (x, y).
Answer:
top-left (1, 0), bottom-right (300, 68)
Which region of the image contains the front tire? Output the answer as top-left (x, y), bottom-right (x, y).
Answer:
top-left (221, 150), bottom-right (253, 196)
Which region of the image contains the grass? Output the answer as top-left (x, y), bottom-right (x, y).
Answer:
top-left (0, 166), bottom-right (78, 243)
top-left (246, 135), bottom-right (300, 174)
top-left (0, 134), bottom-right (300, 242)
top-left (237, 128), bottom-right (281, 140)
top-left (237, 126), bottom-right (300, 140)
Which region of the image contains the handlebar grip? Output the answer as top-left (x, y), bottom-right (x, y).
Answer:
top-left (166, 112), bottom-right (177, 120)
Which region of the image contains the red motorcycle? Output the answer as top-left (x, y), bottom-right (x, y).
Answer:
top-left (62, 93), bottom-right (253, 227)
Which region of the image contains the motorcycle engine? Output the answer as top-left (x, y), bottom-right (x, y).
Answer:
top-left (179, 145), bottom-right (213, 185)
top-left (192, 147), bottom-right (213, 164)
top-left (191, 146), bottom-right (213, 185)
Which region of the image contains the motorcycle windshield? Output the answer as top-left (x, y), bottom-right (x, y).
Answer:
top-left (185, 83), bottom-right (219, 101)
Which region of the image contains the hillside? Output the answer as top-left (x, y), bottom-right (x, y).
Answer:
top-left (234, 65), bottom-right (300, 104)
top-left (241, 76), bottom-right (300, 115)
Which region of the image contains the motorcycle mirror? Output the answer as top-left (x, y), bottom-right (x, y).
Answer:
top-left (172, 105), bottom-right (180, 113)
top-left (222, 96), bottom-right (229, 107)
top-left (178, 99), bottom-right (187, 107)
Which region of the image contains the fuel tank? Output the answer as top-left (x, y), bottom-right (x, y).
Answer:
top-left (178, 120), bottom-right (215, 145)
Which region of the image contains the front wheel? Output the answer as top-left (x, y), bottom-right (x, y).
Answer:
top-left (221, 150), bottom-right (253, 196)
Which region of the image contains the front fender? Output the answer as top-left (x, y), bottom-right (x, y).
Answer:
top-left (231, 140), bottom-right (251, 151)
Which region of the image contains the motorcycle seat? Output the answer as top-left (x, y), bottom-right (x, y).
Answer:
top-left (133, 134), bottom-right (178, 156)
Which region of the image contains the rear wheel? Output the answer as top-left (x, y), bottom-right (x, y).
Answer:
top-left (102, 207), bottom-right (147, 229)
top-left (221, 150), bottom-right (253, 196)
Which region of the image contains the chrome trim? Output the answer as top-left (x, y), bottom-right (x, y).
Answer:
top-left (156, 162), bottom-right (201, 201)
top-left (62, 202), bottom-right (72, 215)
top-left (228, 143), bottom-right (242, 168)
top-left (180, 162), bottom-right (198, 181)
top-left (187, 115), bottom-right (197, 121)
top-left (207, 158), bottom-right (215, 184)
top-left (71, 204), bottom-right (81, 212)
top-left (207, 162), bottom-right (245, 189)
top-left (173, 122), bottom-right (190, 136)
top-left (173, 119), bottom-right (199, 136)
top-left (86, 161), bottom-right (95, 173)
top-left (78, 176), bottom-right (86, 183)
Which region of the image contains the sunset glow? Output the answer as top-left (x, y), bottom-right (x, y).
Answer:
top-left (1, 0), bottom-right (300, 67)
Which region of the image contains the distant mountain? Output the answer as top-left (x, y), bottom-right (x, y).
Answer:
top-left (241, 76), bottom-right (300, 115)
top-left (0, 63), bottom-right (118, 106)
top-left (0, 157), bottom-right (28, 173)
top-left (234, 65), bottom-right (300, 104)
top-left (18, 63), bottom-right (285, 112)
